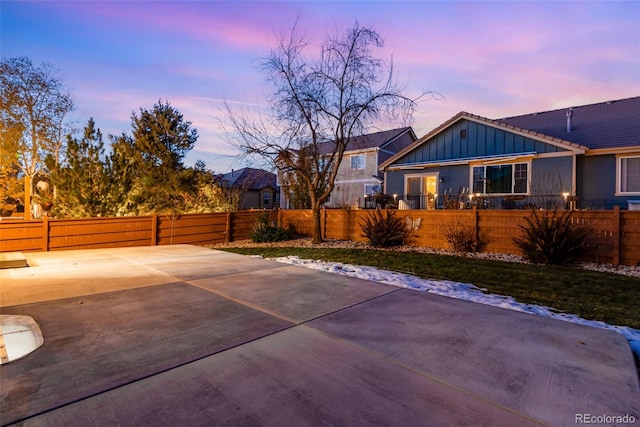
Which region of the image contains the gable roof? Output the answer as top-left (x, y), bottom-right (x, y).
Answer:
top-left (380, 96), bottom-right (639, 170)
top-left (220, 168), bottom-right (277, 191)
top-left (315, 127), bottom-right (415, 155)
top-left (379, 111), bottom-right (587, 170)
top-left (498, 96), bottom-right (640, 150)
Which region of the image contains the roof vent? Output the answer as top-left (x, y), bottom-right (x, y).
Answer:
top-left (566, 108), bottom-right (573, 133)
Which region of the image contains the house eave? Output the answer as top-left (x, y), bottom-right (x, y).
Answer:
top-left (585, 146), bottom-right (640, 156)
top-left (384, 152), bottom-right (538, 171)
top-left (379, 111), bottom-right (587, 170)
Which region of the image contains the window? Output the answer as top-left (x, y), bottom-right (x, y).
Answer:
top-left (472, 163), bottom-right (528, 194)
top-left (364, 184), bottom-right (381, 196)
top-left (350, 154), bottom-right (365, 170)
top-left (263, 191), bottom-right (271, 206)
top-left (472, 167), bottom-right (485, 193)
top-left (619, 156), bottom-right (640, 194)
top-left (514, 163), bottom-right (528, 193)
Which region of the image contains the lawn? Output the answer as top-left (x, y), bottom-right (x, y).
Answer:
top-left (222, 246), bottom-right (640, 330)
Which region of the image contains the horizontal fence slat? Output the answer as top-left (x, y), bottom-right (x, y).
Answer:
top-left (2, 209), bottom-right (639, 266)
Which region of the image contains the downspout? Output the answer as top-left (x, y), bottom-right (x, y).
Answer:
top-left (572, 153), bottom-right (577, 209)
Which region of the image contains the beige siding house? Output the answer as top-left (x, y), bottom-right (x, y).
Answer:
top-left (280, 127), bottom-right (417, 209)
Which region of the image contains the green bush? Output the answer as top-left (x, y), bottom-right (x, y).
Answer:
top-left (250, 212), bottom-right (294, 243)
top-left (513, 209), bottom-right (589, 265)
top-left (441, 221), bottom-right (487, 253)
top-left (360, 208), bottom-right (411, 248)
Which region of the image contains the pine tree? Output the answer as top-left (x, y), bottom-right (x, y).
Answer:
top-left (110, 100), bottom-right (199, 215)
top-left (47, 118), bottom-right (112, 217)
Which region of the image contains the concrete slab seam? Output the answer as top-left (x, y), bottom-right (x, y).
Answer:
top-left (298, 321), bottom-right (547, 426)
top-left (0, 281), bottom-right (188, 309)
top-left (186, 279), bottom-right (402, 325)
top-left (7, 322), bottom-right (297, 426)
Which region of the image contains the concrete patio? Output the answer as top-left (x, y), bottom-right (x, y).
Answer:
top-left (1, 245), bottom-right (638, 426)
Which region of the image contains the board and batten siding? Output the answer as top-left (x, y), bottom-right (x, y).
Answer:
top-left (395, 119), bottom-right (567, 166)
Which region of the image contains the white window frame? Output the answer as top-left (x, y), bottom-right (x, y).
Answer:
top-left (470, 161), bottom-right (530, 195)
top-left (263, 191), bottom-right (271, 206)
top-left (364, 183), bottom-right (381, 196)
top-left (404, 172), bottom-right (439, 196)
top-left (350, 154), bottom-right (366, 170)
top-left (617, 155), bottom-right (640, 195)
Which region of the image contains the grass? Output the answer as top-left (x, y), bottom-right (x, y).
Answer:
top-left (222, 246), bottom-right (640, 330)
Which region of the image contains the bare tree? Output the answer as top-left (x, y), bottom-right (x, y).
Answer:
top-left (0, 57), bottom-right (74, 219)
top-left (227, 21), bottom-right (433, 242)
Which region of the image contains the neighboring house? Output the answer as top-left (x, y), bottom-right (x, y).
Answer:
top-left (380, 97), bottom-right (640, 210)
top-left (220, 168), bottom-right (280, 210)
top-left (280, 127), bottom-right (417, 209)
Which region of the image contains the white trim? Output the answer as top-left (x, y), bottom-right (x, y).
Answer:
top-left (334, 178), bottom-right (381, 184)
top-left (469, 160), bottom-right (531, 196)
top-left (536, 151), bottom-right (576, 159)
top-left (364, 183), bottom-right (381, 196)
top-left (616, 154), bottom-right (640, 196)
top-left (572, 153), bottom-right (577, 195)
top-left (388, 152), bottom-right (538, 171)
top-left (350, 153), bottom-right (366, 170)
top-left (587, 146), bottom-right (640, 156)
top-left (404, 172), bottom-right (440, 195)
top-left (344, 147), bottom-right (379, 155)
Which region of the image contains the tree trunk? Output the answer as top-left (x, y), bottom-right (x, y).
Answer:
top-left (24, 174), bottom-right (32, 221)
top-left (311, 204), bottom-right (323, 244)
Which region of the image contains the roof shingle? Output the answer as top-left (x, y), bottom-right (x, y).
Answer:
top-left (498, 96), bottom-right (640, 150)
top-left (315, 127), bottom-right (413, 155)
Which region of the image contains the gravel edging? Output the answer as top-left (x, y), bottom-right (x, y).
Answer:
top-left (208, 238), bottom-right (640, 279)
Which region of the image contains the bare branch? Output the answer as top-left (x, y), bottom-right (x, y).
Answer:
top-left (224, 20), bottom-right (437, 242)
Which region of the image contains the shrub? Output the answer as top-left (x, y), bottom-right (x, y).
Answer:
top-left (513, 209), bottom-right (589, 265)
top-left (441, 221), bottom-right (487, 253)
top-left (250, 212), bottom-right (294, 243)
top-left (360, 208), bottom-right (412, 248)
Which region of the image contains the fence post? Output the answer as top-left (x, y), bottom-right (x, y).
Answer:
top-left (612, 205), bottom-right (620, 265)
top-left (321, 208), bottom-right (327, 240)
top-left (225, 210), bottom-right (232, 242)
top-left (472, 205), bottom-right (479, 242)
top-left (42, 215), bottom-right (49, 251)
top-left (151, 212), bottom-right (158, 246)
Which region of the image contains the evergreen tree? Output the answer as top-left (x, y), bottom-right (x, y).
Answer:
top-left (183, 161), bottom-right (240, 213)
top-left (47, 118), bottom-right (112, 217)
top-left (110, 100), bottom-right (198, 215)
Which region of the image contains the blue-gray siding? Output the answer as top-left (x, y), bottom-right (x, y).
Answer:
top-left (576, 155), bottom-right (634, 209)
top-left (396, 120), bottom-right (567, 165)
top-left (530, 156), bottom-right (573, 195)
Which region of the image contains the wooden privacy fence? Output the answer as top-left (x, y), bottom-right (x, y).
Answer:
top-left (0, 211), bottom-right (277, 253)
top-left (2, 208), bottom-right (639, 266)
top-left (280, 207), bottom-right (640, 267)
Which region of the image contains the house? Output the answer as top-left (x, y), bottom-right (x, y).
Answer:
top-left (380, 97), bottom-right (640, 210)
top-left (220, 168), bottom-right (280, 210)
top-left (280, 127), bottom-right (417, 209)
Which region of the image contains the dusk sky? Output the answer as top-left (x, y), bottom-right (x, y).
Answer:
top-left (3, 1), bottom-right (639, 172)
